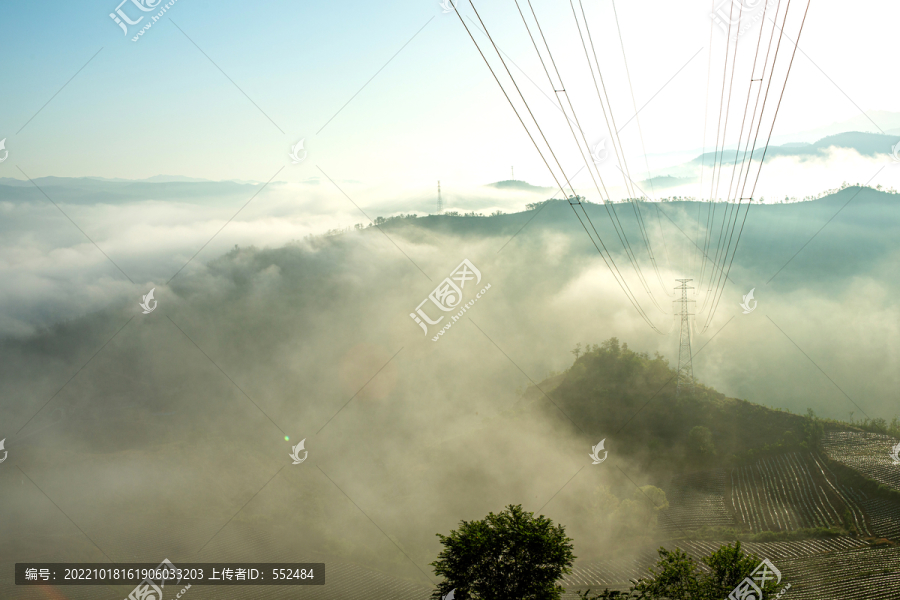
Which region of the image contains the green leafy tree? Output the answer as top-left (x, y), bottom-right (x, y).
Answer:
top-left (630, 542), bottom-right (777, 600)
top-left (611, 486), bottom-right (669, 535)
top-left (701, 543), bottom-right (771, 599)
top-left (430, 504), bottom-right (575, 600)
top-left (630, 548), bottom-right (702, 600)
top-left (688, 426), bottom-right (716, 456)
top-left (801, 409), bottom-right (824, 449)
top-left (842, 509), bottom-right (857, 534)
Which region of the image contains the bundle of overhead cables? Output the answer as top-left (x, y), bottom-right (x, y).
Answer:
top-left (450, 0), bottom-right (811, 335)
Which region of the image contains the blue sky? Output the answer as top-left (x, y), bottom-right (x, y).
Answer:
top-left (1, 0), bottom-right (899, 191)
top-left (2, 0), bottom-right (500, 185)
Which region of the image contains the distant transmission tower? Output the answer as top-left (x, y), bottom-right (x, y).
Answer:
top-left (437, 180), bottom-right (443, 214)
top-left (674, 278), bottom-right (695, 397)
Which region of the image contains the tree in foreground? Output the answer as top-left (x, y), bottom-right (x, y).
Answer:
top-left (578, 541), bottom-right (776, 600)
top-left (430, 504), bottom-right (575, 600)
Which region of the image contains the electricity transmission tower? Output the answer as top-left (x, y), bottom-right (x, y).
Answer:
top-left (437, 180), bottom-right (443, 214)
top-left (674, 279), bottom-right (695, 397)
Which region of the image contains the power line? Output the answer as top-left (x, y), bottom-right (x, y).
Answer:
top-left (452, 4), bottom-right (574, 199)
top-left (695, 0), bottom-right (717, 293)
top-left (453, 1), bottom-right (663, 332)
top-left (516, 0), bottom-right (667, 316)
top-left (611, 0), bottom-right (655, 199)
top-left (705, 0), bottom-right (812, 328)
top-left (700, 5), bottom-right (773, 324)
top-left (698, 0), bottom-right (741, 309)
top-left (573, 0), bottom-right (671, 302)
top-left (701, 0), bottom-right (785, 329)
top-left (703, 0), bottom-right (748, 315)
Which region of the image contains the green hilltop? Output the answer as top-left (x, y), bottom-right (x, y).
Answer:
top-left (516, 338), bottom-right (819, 472)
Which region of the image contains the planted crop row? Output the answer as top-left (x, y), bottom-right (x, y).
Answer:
top-left (822, 431), bottom-right (900, 491)
top-left (860, 497), bottom-right (900, 540)
top-left (779, 546), bottom-right (900, 600)
top-left (562, 537), bottom-right (871, 592)
top-left (658, 470), bottom-right (734, 532)
top-left (809, 451), bottom-right (871, 536)
top-left (731, 452), bottom-right (842, 532)
top-left (679, 536), bottom-right (865, 560)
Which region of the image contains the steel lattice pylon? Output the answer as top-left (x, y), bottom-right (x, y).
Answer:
top-left (674, 279), bottom-right (695, 397)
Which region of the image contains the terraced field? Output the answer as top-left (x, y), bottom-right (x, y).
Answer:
top-left (658, 446), bottom-right (900, 549)
top-left (729, 451), bottom-right (872, 535)
top-left (781, 546), bottom-right (900, 600)
top-left (822, 430), bottom-right (900, 490)
top-left (561, 536), bottom-right (868, 588)
top-left (658, 453), bottom-right (875, 536)
top-left (658, 469), bottom-right (735, 532)
top-left (861, 497), bottom-right (900, 539)
top-left (561, 539), bottom-right (897, 599)
top-left (675, 536), bottom-right (868, 560)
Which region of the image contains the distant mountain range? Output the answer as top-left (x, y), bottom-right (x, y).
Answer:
top-left (2, 129), bottom-right (895, 201)
top-left (693, 131), bottom-right (900, 163)
top-left (0, 175), bottom-right (237, 185)
top-left (641, 131), bottom-right (899, 191)
top-left (484, 131), bottom-right (899, 194)
top-left (768, 109), bottom-right (900, 145)
top-left (0, 176), bottom-right (266, 205)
